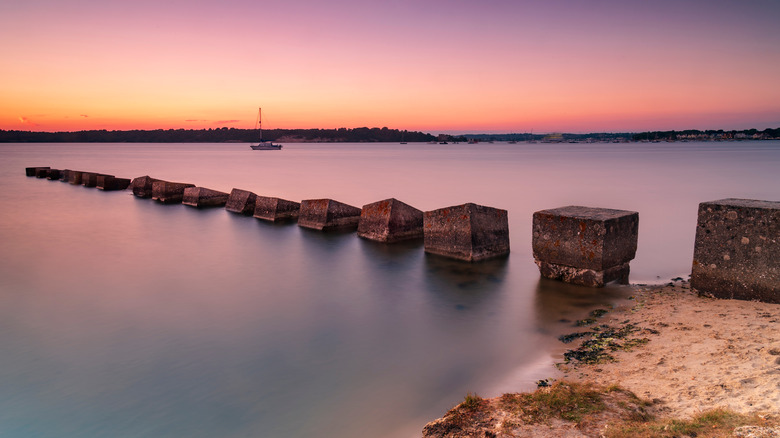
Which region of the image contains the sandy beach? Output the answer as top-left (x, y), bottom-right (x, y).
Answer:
top-left (423, 280), bottom-right (780, 437)
top-left (559, 280), bottom-right (780, 418)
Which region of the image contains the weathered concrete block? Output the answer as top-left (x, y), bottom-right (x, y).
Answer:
top-left (45, 169), bottom-right (61, 180)
top-left (151, 181), bottom-right (195, 204)
top-left (254, 196), bottom-right (300, 222)
top-left (68, 170), bottom-right (84, 185)
top-left (59, 169), bottom-right (71, 182)
top-left (130, 175), bottom-right (162, 198)
top-left (532, 206), bottom-right (638, 287)
top-left (358, 198), bottom-right (423, 243)
top-left (26, 167), bottom-right (49, 177)
top-left (225, 188), bottom-right (258, 215)
top-left (82, 172), bottom-right (114, 188)
top-left (35, 168), bottom-right (49, 178)
top-left (691, 198), bottom-right (779, 303)
top-left (298, 199), bottom-right (362, 231)
top-left (97, 175), bottom-right (131, 191)
top-left (423, 203), bottom-right (509, 262)
top-left (182, 187), bottom-right (229, 208)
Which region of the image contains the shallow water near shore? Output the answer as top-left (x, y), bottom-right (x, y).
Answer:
top-left (0, 141), bottom-right (778, 437)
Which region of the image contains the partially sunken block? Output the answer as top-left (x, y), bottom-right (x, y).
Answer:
top-left (97, 175), bottom-right (131, 191)
top-left (69, 171), bottom-right (85, 185)
top-left (691, 198), bottom-right (779, 303)
top-left (131, 176), bottom-right (162, 198)
top-left (298, 199), bottom-right (362, 231)
top-left (182, 187), bottom-right (229, 208)
top-left (423, 203), bottom-right (509, 262)
top-left (532, 206), bottom-right (638, 287)
top-left (151, 181), bottom-right (195, 204)
top-left (35, 168), bottom-right (49, 178)
top-left (82, 172), bottom-right (111, 188)
top-left (358, 198), bottom-right (423, 243)
top-left (46, 169), bottom-right (61, 180)
top-left (225, 188), bottom-right (257, 215)
top-left (26, 166), bottom-right (49, 177)
top-left (254, 196), bottom-right (300, 222)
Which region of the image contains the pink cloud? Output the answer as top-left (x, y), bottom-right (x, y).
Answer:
top-left (80, 114), bottom-right (89, 118)
top-left (19, 116), bottom-right (39, 127)
top-left (215, 120), bottom-right (240, 125)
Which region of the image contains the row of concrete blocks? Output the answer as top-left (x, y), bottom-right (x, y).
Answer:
top-left (27, 168), bottom-right (778, 302)
top-left (25, 166), bottom-right (131, 190)
top-left (532, 199), bottom-right (779, 304)
top-left (128, 175), bottom-right (511, 262)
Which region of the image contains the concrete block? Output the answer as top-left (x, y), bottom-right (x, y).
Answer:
top-left (151, 181), bottom-right (195, 204)
top-left (130, 175), bottom-right (162, 198)
top-left (298, 199), bottom-right (362, 231)
top-left (26, 167), bottom-right (49, 177)
top-left (97, 175), bottom-right (131, 191)
top-left (45, 169), bottom-right (61, 180)
top-left (225, 188), bottom-right (258, 215)
top-left (254, 196), bottom-right (300, 222)
top-left (58, 169), bottom-right (71, 182)
top-left (182, 187), bottom-right (229, 208)
top-left (691, 198), bottom-right (779, 303)
top-left (532, 206), bottom-right (638, 287)
top-left (35, 168), bottom-right (49, 178)
top-left (81, 172), bottom-right (113, 188)
top-left (358, 198), bottom-right (423, 243)
top-left (423, 203), bottom-right (509, 262)
top-left (69, 171), bottom-right (85, 185)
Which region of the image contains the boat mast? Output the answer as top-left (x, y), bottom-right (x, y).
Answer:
top-left (256, 107), bottom-right (262, 141)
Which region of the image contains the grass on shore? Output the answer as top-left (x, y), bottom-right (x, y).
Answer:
top-left (424, 381), bottom-right (778, 438)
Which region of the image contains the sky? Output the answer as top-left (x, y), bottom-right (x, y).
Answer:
top-left (1, 0), bottom-right (779, 134)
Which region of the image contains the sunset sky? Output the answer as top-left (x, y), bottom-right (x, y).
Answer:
top-left (2, 0), bottom-right (779, 134)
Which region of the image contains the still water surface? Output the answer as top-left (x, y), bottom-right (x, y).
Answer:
top-left (0, 141), bottom-right (778, 437)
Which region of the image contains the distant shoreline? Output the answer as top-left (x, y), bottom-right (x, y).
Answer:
top-left (1, 127), bottom-right (778, 143)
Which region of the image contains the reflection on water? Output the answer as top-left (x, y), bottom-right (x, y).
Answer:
top-left (0, 141), bottom-right (778, 438)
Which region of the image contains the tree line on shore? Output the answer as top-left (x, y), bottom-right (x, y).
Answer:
top-left (0, 127), bottom-right (436, 143)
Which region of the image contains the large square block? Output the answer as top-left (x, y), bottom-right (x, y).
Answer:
top-left (151, 181), bottom-right (195, 204)
top-left (298, 199), bottom-right (361, 231)
top-left (131, 175), bottom-right (162, 198)
top-left (225, 188), bottom-right (257, 215)
top-left (423, 203), bottom-right (509, 262)
top-left (69, 170), bottom-right (85, 185)
top-left (254, 196), bottom-right (300, 222)
top-left (532, 206), bottom-right (638, 287)
top-left (691, 198), bottom-right (779, 303)
top-left (26, 166), bottom-right (49, 177)
top-left (182, 187), bottom-right (229, 208)
top-left (82, 172), bottom-right (112, 188)
top-left (97, 175), bottom-right (131, 191)
top-left (358, 198), bottom-right (423, 243)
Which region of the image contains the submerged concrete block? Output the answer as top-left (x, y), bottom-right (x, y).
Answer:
top-left (97, 175), bottom-right (131, 191)
top-left (691, 198), bottom-right (779, 303)
top-left (46, 169), bottom-right (61, 180)
top-left (130, 175), bottom-right (162, 198)
top-left (26, 167), bottom-right (49, 177)
top-left (35, 168), bottom-right (49, 178)
top-left (298, 199), bottom-right (362, 231)
top-left (182, 187), bottom-right (229, 208)
top-left (151, 181), bottom-right (195, 204)
top-left (82, 172), bottom-right (114, 188)
top-left (68, 170), bottom-right (85, 185)
top-left (358, 198), bottom-right (423, 243)
top-left (225, 188), bottom-right (258, 215)
top-left (532, 205), bottom-right (638, 287)
top-left (59, 169), bottom-right (71, 182)
top-left (254, 196), bottom-right (300, 222)
top-left (423, 203), bottom-right (509, 262)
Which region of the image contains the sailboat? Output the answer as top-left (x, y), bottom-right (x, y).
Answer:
top-left (250, 108), bottom-right (282, 150)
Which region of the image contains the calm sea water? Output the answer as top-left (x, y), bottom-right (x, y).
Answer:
top-left (0, 141), bottom-right (778, 437)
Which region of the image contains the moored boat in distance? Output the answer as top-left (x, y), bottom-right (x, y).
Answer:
top-left (250, 108), bottom-right (282, 150)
